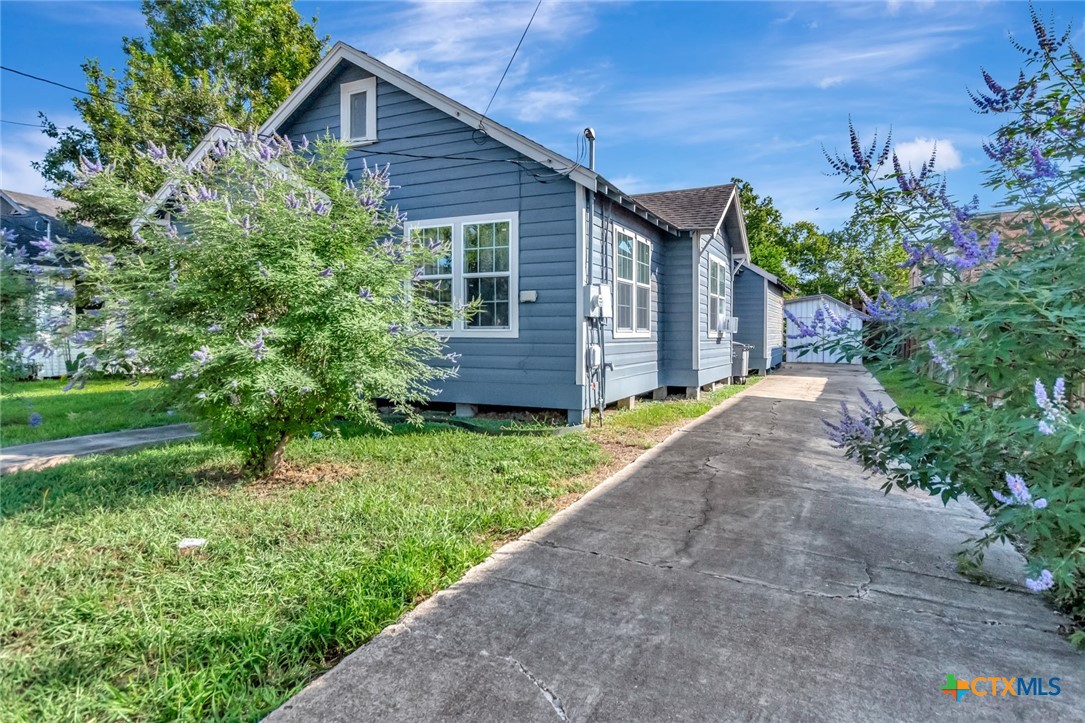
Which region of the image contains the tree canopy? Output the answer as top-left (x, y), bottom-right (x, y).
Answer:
top-left (36, 0), bottom-right (326, 245)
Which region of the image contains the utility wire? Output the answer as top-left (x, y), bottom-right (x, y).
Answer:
top-left (3, 57), bottom-right (584, 180)
top-left (481, 0), bottom-right (542, 119)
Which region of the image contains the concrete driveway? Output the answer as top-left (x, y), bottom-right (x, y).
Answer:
top-left (268, 365), bottom-right (1081, 722)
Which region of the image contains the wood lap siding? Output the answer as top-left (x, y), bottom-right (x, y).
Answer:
top-left (698, 232), bottom-right (733, 384)
top-left (277, 62), bottom-right (581, 410)
top-left (661, 238), bottom-right (694, 387)
top-left (733, 270), bottom-right (767, 372)
top-left (588, 201), bottom-right (668, 401)
top-left (766, 288), bottom-right (784, 368)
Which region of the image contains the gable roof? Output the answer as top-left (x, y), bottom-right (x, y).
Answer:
top-left (1, 189), bottom-right (100, 262)
top-left (633, 183), bottom-right (749, 258)
top-left (737, 260), bottom-right (792, 293)
top-left (633, 184), bottom-right (736, 230)
top-left (147, 42), bottom-right (749, 248)
top-left (785, 293), bottom-right (870, 319)
top-left (262, 42), bottom-right (597, 188)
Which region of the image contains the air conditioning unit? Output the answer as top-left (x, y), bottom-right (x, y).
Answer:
top-left (716, 315), bottom-right (738, 334)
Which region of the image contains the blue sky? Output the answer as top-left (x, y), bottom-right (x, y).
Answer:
top-left (1, 1), bottom-right (1080, 227)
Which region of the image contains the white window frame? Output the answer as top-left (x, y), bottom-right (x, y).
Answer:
top-left (612, 225), bottom-right (651, 338)
top-left (340, 77), bottom-right (377, 146)
top-left (708, 254), bottom-right (727, 337)
top-left (404, 212), bottom-right (519, 339)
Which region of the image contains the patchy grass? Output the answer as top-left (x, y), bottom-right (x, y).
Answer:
top-left (0, 426), bottom-right (602, 722)
top-left (0, 380), bottom-right (761, 722)
top-left (1, 379), bottom-right (181, 447)
top-left (872, 366), bottom-right (967, 431)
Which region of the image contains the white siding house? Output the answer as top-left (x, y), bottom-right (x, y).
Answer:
top-left (784, 294), bottom-right (866, 365)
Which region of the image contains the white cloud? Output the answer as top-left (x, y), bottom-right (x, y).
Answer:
top-left (893, 137), bottom-right (962, 171)
top-left (343, 1), bottom-right (599, 117)
top-left (818, 75), bottom-right (844, 89)
top-left (0, 124), bottom-right (57, 195)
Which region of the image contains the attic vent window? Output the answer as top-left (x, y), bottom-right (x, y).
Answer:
top-left (340, 77), bottom-right (377, 145)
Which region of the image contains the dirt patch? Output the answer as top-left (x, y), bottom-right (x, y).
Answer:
top-left (196, 461), bottom-right (364, 497)
top-left (245, 461), bottom-right (364, 497)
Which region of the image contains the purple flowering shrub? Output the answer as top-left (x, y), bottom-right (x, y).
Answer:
top-left (67, 132), bottom-right (458, 475)
top-left (1, 226), bottom-right (82, 429)
top-left (819, 9), bottom-right (1085, 643)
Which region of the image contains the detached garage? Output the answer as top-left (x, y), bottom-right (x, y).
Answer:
top-left (784, 294), bottom-right (867, 365)
top-left (733, 262), bottom-right (791, 374)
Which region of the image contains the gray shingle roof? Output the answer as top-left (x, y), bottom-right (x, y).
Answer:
top-left (632, 183), bottom-right (736, 230)
top-left (1, 189), bottom-right (100, 262)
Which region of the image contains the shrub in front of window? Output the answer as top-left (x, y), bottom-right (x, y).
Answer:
top-left (813, 13), bottom-right (1085, 645)
top-left (67, 132), bottom-right (457, 476)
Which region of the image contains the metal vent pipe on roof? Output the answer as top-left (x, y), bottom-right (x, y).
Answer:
top-left (584, 127), bottom-right (596, 170)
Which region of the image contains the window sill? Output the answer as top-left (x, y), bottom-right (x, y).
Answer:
top-left (445, 328), bottom-right (519, 340)
top-left (613, 330), bottom-right (651, 340)
top-left (345, 138), bottom-right (379, 148)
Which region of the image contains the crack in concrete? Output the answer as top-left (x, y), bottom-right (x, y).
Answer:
top-left (853, 561), bottom-right (874, 599)
top-left (674, 464), bottom-right (721, 559)
top-left (505, 656), bottom-right (569, 721)
top-left (526, 538), bottom-right (1054, 633)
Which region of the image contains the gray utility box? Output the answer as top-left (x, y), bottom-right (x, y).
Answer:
top-left (732, 342), bottom-right (751, 384)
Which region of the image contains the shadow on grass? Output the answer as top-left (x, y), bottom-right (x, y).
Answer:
top-left (0, 442), bottom-right (234, 521)
top-left (1, 423), bottom-right (471, 522)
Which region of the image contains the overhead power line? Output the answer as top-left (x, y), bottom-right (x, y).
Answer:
top-left (482, 0), bottom-right (543, 119)
top-left (2, 57), bottom-right (583, 182)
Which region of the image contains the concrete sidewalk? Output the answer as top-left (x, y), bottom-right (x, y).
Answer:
top-left (0, 423), bottom-right (197, 474)
top-left (268, 366), bottom-right (1080, 722)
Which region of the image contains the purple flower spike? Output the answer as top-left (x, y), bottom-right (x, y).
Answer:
top-left (318, 267), bottom-right (334, 278)
top-left (1025, 569), bottom-right (1054, 592)
top-left (207, 324), bottom-right (223, 333)
top-left (191, 346), bottom-right (212, 366)
top-left (991, 490), bottom-right (1012, 505)
top-left (28, 412), bottom-right (43, 428)
top-left (1033, 498), bottom-right (1048, 510)
top-left (80, 155), bottom-right (104, 175)
top-left (1005, 473), bottom-right (1031, 504)
top-left (211, 138), bottom-right (229, 160)
top-left (388, 323), bottom-right (402, 335)
top-left (358, 287), bottom-right (373, 301)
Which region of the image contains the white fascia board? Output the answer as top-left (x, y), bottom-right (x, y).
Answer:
top-left (0, 190), bottom-right (29, 215)
top-left (260, 42), bottom-right (598, 189)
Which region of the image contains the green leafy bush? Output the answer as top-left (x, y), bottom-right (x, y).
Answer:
top-left (799, 8), bottom-right (1085, 644)
top-left (70, 132), bottom-right (458, 475)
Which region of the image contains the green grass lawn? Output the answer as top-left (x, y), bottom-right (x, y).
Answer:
top-left (872, 365), bottom-right (968, 430)
top-left (0, 380), bottom-right (759, 722)
top-left (1, 379), bottom-right (182, 447)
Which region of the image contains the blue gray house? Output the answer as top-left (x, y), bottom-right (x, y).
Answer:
top-left (180, 42), bottom-right (755, 424)
top-left (733, 261), bottom-right (791, 375)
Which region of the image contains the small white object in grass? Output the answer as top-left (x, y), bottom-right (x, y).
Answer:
top-left (177, 537), bottom-right (207, 551)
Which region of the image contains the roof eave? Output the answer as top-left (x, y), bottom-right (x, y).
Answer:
top-left (261, 42), bottom-right (598, 189)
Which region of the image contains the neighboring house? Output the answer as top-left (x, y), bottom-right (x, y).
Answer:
top-left (1, 189), bottom-right (99, 378)
top-left (171, 42), bottom-right (757, 424)
top-left (733, 261), bottom-right (791, 374)
top-left (785, 294), bottom-right (867, 365)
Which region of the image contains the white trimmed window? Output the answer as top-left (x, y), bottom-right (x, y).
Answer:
top-left (708, 255), bottom-right (727, 336)
top-left (340, 77), bottom-right (377, 145)
top-left (405, 212), bottom-right (519, 338)
top-left (614, 227), bottom-right (651, 336)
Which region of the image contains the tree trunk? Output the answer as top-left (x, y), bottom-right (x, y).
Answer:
top-left (252, 432), bottom-right (291, 478)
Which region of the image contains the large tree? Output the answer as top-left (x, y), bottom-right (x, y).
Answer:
top-left (732, 177), bottom-right (797, 288)
top-left (35, 0), bottom-right (326, 245)
top-left (734, 178), bottom-right (908, 302)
